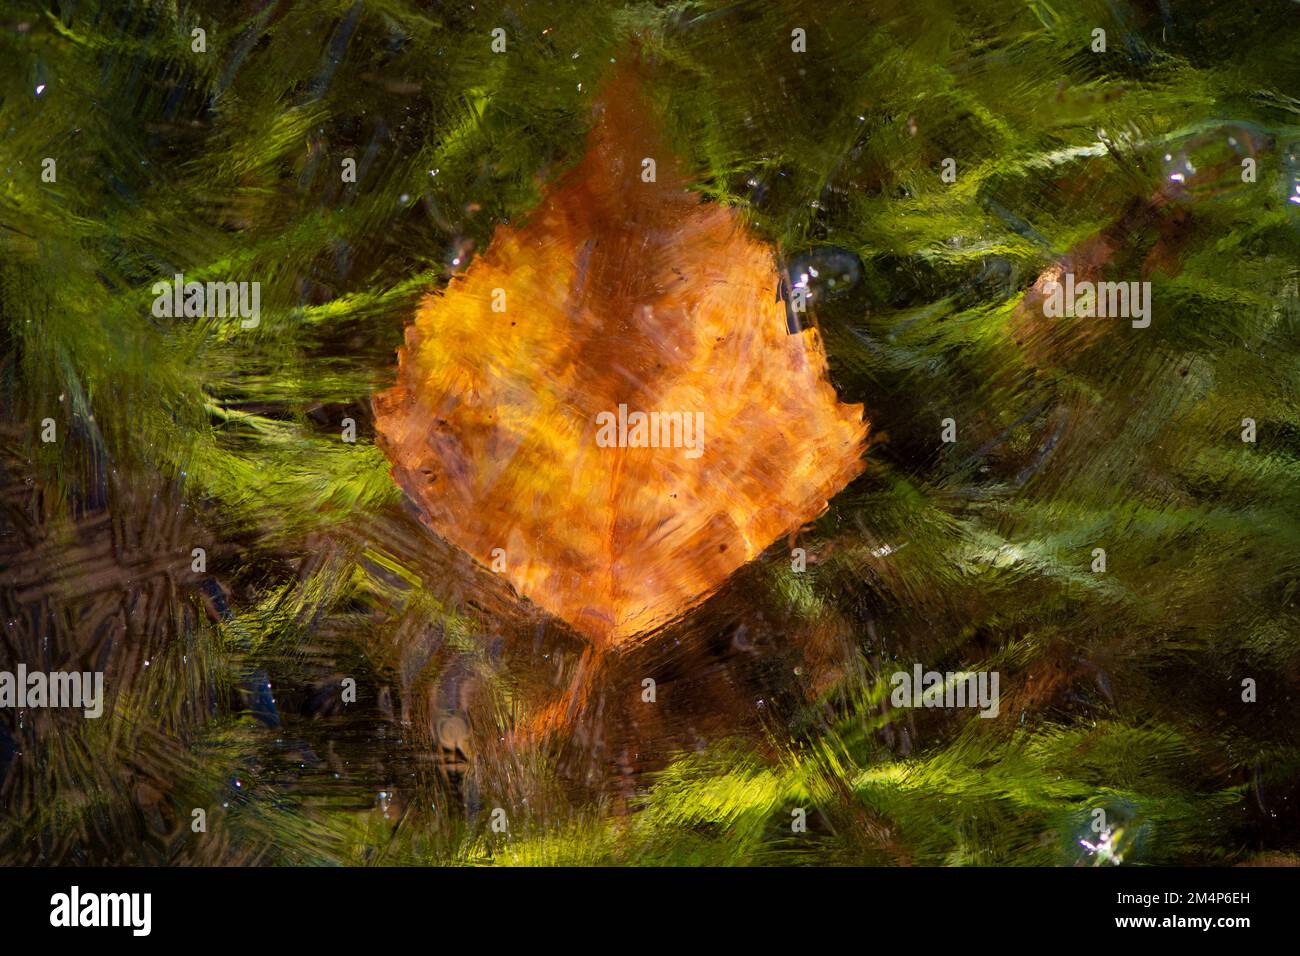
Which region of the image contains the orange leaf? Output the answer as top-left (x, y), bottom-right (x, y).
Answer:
top-left (374, 64), bottom-right (868, 647)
